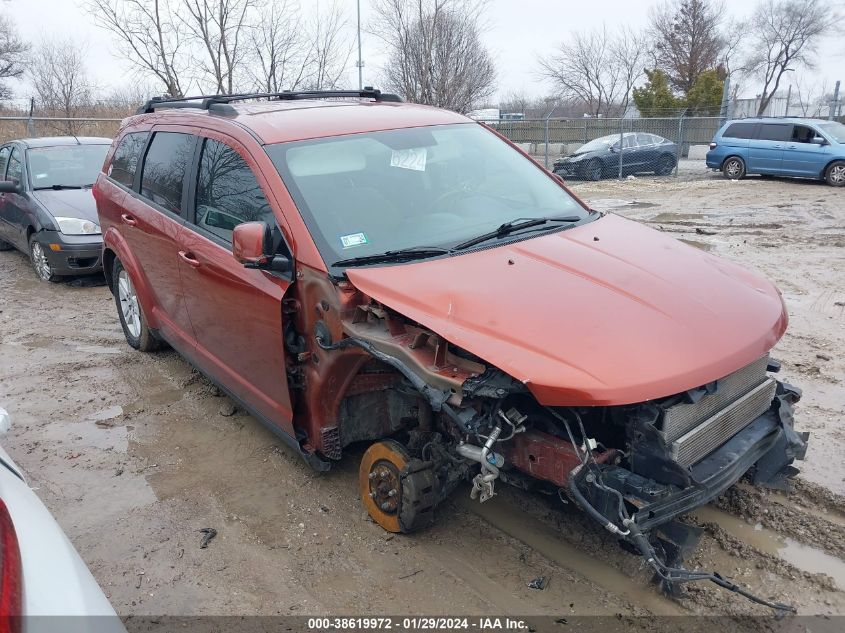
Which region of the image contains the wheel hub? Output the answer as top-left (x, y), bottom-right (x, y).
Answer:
top-left (367, 461), bottom-right (401, 515)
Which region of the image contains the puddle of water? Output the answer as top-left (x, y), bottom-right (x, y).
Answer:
top-left (679, 239), bottom-right (713, 251)
top-left (696, 505), bottom-right (845, 589)
top-left (589, 198), bottom-right (659, 211)
top-left (779, 538), bottom-right (845, 590)
top-left (89, 405), bottom-right (124, 422)
top-left (75, 344), bottom-right (122, 355)
top-left (651, 212), bottom-right (707, 223)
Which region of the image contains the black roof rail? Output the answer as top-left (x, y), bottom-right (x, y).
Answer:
top-left (136, 87), bottom-right (402, 115)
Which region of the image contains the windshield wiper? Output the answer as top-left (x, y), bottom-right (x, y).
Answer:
top-left (332, 246), bottom-right (451, 268)
top-left (33, 184), bottom-right (84, 190)
top-left (453, 215), bottom-right (582, 251)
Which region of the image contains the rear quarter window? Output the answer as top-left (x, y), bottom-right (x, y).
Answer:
top-left (722, 122), bottom-right (757, 139)
top-left (109, 132), bottom-right (149, 188)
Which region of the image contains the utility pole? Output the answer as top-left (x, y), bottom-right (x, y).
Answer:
top-left (830, 80), bottom-right (841, 120)
top-left (356, 0), bottom-right (364, 90)
top-left (719, 74), bottom-right (731, 122)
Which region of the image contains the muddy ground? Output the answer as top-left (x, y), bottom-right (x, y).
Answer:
top-left (1, 167), bottom-right (844, 626)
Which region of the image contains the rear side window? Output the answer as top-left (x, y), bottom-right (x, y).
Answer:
top-left (140, 132), bottom-right (195, 214)
top-left (0, 147), bottom-right (9, 178)
top-left (756, 124), bottom-right (792, 142)
top-left (193, 138), bottom-right (273, 243)
top-left (722, 122), bottom-right (757, 139)
top-left (109, 132), bottom-right (149, 187)
top-left (6, 148), bottom-right (22, 183)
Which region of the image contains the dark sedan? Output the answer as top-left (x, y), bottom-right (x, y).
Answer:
top-left (0, 137), bottom-right (110, 281)
top-left (553, 132), bottom-right (677, 181)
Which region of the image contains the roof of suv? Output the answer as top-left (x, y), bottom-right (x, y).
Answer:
top-left (14, 137), bottom-right (112, 148)
top-left (729, 117), bottom-right (832, 126)
top-left (136, 99), bottom-right (471, 145)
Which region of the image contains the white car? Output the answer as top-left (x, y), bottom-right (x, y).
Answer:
top-left (0, 408), bottom-right (125, 633)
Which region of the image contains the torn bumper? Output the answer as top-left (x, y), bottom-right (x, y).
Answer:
top-left (587, 385), bottom-right (807, 533)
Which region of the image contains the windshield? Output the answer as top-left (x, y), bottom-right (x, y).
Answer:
top-left (266, 124), bottom-right (589, 266)
top-left (27, 144), bottom-right (109, 189)
top-left (575, 133), bottom-right (631, 154)
top-left (817, 122), bottom-right (845, 144)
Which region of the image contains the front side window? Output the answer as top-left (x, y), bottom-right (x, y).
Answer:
top-left (193, 138), bottom-right (273, 243)
top-left (140, 132), bottom-right (195, 214)
top-left (0, 147), bottom-right (10, 178)
top-left (28, 144), bottom-right (109, 189)
top-left (791, 125), bottom-right (816, 143)
top-left (6, 148), bottom-right (22, 183)
top-left (109, 132), bottom-right (149, 188)
top-left (266, 123), bottom-right (589, 267)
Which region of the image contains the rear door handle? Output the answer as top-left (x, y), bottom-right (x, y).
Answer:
top-left (121, 213), bottom-right (137, 227)
top-left (178, 250), bottom-right (201, 267)
top-left (786, 145), bottom-right (797, 149)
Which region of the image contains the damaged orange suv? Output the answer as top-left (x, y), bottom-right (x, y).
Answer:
top-left (94, 90), bottom-right (807, 608)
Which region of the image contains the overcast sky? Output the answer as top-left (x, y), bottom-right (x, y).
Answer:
top-left (4, 0), bottom-right (844, 105)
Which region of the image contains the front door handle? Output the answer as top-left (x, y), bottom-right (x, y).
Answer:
top-left (121, 213), bottom-right (137, 227)
top-left (786, 145), bottom-right (797, 149)
top-left (178, 250), bottom-right (201, 267)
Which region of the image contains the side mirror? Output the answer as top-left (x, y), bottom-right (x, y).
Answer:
top-left (610, 145), bottom-right (619, 153)
top-left (233, 221), bottom-right (271, 267)
top-left (232, 221), bottom-right (293, 274)
top-left (0, 180), bottom-right (19, 194)
top-left (811, 136), bottom-right (827, 145)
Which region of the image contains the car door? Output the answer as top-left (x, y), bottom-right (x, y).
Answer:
top-left (780, 123), bottom-right (829, 177)
top-left (177, 134), bottom-right (296, 436)
top-left (0, 145), bottom-right (12, 243)
top-left (636, 133), bottom-right (658, 168)
top-left (120, 129), bottom-right (197, 350)
top-left (1, 146), bottom-right (30, 250)
top-left (747, 123), bottom-right (791, 174)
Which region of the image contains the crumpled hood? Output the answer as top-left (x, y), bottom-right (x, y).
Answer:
top-left (32, 189), bottom-right (99, 224)
top-left (347, 214), bottom-right (787, 406)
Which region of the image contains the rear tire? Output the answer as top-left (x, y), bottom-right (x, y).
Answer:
top-left (112, 258), bottom-right (158, 352)
top-left (722, 156), bottom-right (745, 180)
top-left (29, 235), bottom-right (59, 282)
top-left (825, 160), bottom-right (845, 187)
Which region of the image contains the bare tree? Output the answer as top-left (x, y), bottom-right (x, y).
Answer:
top-left (247, 0), bottom-right (308, 92)
top-left (0, 10), bottom-right (29, 101)
top-left (792, 75), bottom-right (829, 117)
top-left (86, 0), bottom-right (186, 97)
top-left (538, 27), bottom-right (647, 117)
top-left (180, 0), bottom-right (258, 94)
top-left (28, 39), bottom-right (97, 134)
top-left (371, 0), bottom-right (496, 113)
top-left (744, 0), bottom-right (836, 116)
top-left (303, 1), bottom-right (353, 90)
top-left (649, 0), bottom-right (724, 96)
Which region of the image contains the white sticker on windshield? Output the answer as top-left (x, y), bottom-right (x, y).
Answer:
top-left (340, 232), bottom-right (369, 249)
top-left (390, 147), bottom-right (427, 171)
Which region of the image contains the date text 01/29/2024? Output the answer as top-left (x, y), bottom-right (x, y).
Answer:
top-left (306, 617), bottom-right (529, 631)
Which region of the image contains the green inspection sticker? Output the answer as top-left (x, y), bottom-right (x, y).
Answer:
top-left (340, 232), bottom-right (369, 249)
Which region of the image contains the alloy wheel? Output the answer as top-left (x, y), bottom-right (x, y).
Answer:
top-left (725, 159), bottom-right (743, 178)
top-left (117, 269), bottom-right (141, 339)
top-left (30, 241), bottom-right (53, 281)
top-left (830, 164), bottom-right (845, 185)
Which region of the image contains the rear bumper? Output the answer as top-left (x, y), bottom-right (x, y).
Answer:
top-left (705, 152), bottom-right (723, 169)
top-left (35, 230), bottom-right (103, 275)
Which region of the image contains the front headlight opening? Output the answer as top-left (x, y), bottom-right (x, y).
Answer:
top-left (55, 217), bottom-right (101, 235)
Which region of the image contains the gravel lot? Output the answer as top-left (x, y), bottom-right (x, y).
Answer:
top-left (1, 167), bottom-right (844, 625)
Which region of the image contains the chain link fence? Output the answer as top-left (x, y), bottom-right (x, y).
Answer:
top-left (491, 116), bottom-right (724, 181)
top-left (0, 117), bottom-right (123, 144)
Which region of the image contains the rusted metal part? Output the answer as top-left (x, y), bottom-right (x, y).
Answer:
top-left (321, 426), bottom-right (341, 460)
top-left (503, 430), bottom-right (617, 487)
